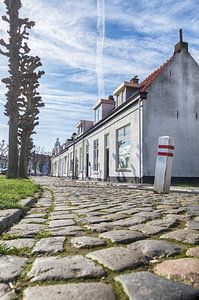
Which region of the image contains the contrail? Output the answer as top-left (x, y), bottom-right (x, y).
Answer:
top-left (96, 0), bottom-right (105, 98)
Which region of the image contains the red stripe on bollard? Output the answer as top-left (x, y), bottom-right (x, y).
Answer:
top-left (158, 145), bottom-right (175, 150)
top-left (157, 152), bottom-right (173, 157)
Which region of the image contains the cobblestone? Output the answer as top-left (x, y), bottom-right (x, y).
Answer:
top-left (0, 209), bottom-right (22, 234)
top-left (1, 177), bottom-right (199, 299)
top-left (27, 255), bottom-right (106, 282)
top-left (127, 239), bottom-right (183, 259)
top-left (99, 229), bottom-right (146, 244)
top-left (87, 247), bottom-right (148, 271)
top-left (48, 219), bottom-right (76, 227)
top-left (115, 271), bottom-right (199, 300)
top-left (0, 256), bottom-right (28, 282)
top-left (2, 238), bottom-right (35, 249)
top-left (7, 223), bottom-right (45, 238)
top-left (186, 246), bottom-right (199, 257)
top-left (71, 236), bottom-right (106, 248)
top-left (160, 229), bottom-right (199, 244)
top-left (154, 258), bottom-right (199, 287)
top-left (23, 283), bottom-right (115, 300)
top-left (0, 283), bottom-right (16, 300)
top-left (32, 237), bottom-right (65, 254)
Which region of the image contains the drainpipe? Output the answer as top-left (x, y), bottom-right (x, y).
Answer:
top-left (82, 138), bottom-right (85, 180)
top-left (138, 97), bottom-right (142, 184)
top-left (71, 132), bottom-right (77, 180)
top-left (139, 91), bottom-right (147, 184)
top-left (72, 143), bottom-right (75, 179)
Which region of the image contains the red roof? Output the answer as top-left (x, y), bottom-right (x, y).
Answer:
top-left (140, 54), bottom-right (175, 92)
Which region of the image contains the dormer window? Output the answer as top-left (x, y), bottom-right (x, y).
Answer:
top-left (113, 79), bottom-right (140, 108)
top-left (78, 125), bottom-right (82, 136)
top-left (116, 90), bottom-right (125, 106)
top-left (93, 97), bottom-right (115, 123)
top-left (76, 120), bottom-right (93, 135)
top-left (94, 106), bottom-right (102, 123)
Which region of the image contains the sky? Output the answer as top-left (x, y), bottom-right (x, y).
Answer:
top-left (0, 0), bottom-right (199, 152)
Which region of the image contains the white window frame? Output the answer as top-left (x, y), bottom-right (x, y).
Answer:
top-left (79, 147), bottom-right (83, 171)
top-left (93, 139), bottom-right (99, 171)
top-left (116, 124), bottom-right (131, 170)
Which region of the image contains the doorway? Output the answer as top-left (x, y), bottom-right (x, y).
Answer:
top-left (86, 153), bottom-right (89, 178)
top-left (85, 142), bottom-right (89, 179)
top-left (104, 134), bottom-right (110, 181)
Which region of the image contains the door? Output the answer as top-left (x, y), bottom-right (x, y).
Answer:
top-left (105, 148), bottom-right (109, 180)
top-left (104, 134), bottom-right (110, 181)
top-left (86, 153), bottom-right (89, 178)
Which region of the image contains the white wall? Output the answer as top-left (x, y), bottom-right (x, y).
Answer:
top-left (52, 98), bottom-right (142, 182)
top-left (143, 49), bottom-right (199, 178)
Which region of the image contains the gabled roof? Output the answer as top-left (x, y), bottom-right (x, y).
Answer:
top-left (140, 54), bottom-right (175, 92)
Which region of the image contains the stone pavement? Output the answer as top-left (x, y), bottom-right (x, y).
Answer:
top-left (0, 177), bottom-right (199, 300)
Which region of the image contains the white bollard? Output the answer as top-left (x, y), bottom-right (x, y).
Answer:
top-left (154, 136), bottom-right (175, 194)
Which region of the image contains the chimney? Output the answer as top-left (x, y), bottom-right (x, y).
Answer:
top-left (175, 29), bottom-right (188, 53)
top-left (130, 76), bottom-right (139, 84)
top-left (108, 95), bottom-right (114, 100)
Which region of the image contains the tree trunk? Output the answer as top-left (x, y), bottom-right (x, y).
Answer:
top-left (19, 130), bottom-right (30, 178)
top-left (7, 116), bottom-right (18, 178)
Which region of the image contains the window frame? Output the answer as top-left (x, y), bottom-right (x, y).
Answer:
top-left (79, 147), bottom-right (83, 172)
top-left (116, 124), bottom-right (131, 171)
top-left (93, 139), bottom-right (99, 171)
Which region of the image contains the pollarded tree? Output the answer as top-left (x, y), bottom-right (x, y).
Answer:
top-left (18, 55), bottom-right (44, 178)
top-left (0, 0), bottom-right (34, 178)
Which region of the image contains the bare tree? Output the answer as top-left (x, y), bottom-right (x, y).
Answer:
top-left (0, 0), bottom-right (35, 178)
top-left (18, 55), bottom-right (44, 178)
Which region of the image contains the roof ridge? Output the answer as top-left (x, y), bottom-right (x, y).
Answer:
top-left (140, 53), bottom-right (175, 92)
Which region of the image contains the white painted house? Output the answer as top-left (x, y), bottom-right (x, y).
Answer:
top-left (51, 33), bottom-right (199, 184)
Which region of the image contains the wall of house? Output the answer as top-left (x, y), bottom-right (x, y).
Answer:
top-left (52, 99), bottom-right (141, 182)
top-left (143, 49), bottom-right (199, 180)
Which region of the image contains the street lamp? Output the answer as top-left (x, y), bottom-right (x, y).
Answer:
top-left (71, 132), bottom-right (77, 179)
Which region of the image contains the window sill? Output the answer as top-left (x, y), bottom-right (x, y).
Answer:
top-left (116, 168), bottom-right (131, 172)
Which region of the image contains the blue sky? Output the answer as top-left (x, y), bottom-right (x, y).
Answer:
top-left (0, 0), bottom-right (199, 152)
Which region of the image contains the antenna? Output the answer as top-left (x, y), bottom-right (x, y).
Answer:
top-left (179, 29), bottom-right (183, 43)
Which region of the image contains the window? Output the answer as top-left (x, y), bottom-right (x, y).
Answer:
top-left (67, 154), bottom-right (70, 176)
top-left (105, 134), bottom-right (109, 148)
top-left (79, 147), bottom-right (83, 171)
top-left (116, 90), bottom-right (124, 107)
top-left (116, 124), bottom-right (131, 169)
top-left (70, 152), bottom-right (73, 172)
top-left (95, 106), bottom-right (102, 123)
top-left (93, 139), bottom-right (99, 171)
top-left (78, 126), bottom-right (82, 136)
top-left (75, 150), bottom-right (78, 177)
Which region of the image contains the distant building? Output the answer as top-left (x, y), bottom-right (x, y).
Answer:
top-left (30, 151), bottom-right (51, 176)
top-left (51, 31), bottom-right (199, 183)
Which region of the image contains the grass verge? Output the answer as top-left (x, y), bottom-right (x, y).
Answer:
top-left (0, 175), bottom-right (40, 209)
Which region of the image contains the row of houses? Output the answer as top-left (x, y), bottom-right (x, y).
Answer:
top-left (51, 32), bottom-right (199, 183)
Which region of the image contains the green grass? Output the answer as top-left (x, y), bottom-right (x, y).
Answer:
top-left (0, 175), bottom-right (40, 209)
top-left (0, 242), bottom-right (31, 256)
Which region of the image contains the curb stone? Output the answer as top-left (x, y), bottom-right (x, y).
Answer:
top-left (0, 197), bottom-right (37, 235)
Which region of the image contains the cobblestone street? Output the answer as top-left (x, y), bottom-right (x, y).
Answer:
top-left (0, 177), bottom-right (199, 299)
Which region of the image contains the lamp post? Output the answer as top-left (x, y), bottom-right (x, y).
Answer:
top-left (71, 132), bottom-right (77, 179)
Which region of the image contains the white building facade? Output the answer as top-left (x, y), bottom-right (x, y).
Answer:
top-left (51, 35), bottom-right (199, 184)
